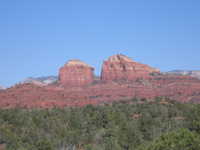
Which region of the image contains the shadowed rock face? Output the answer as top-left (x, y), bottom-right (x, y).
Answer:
top-left (101, 54), bottom-right (159, 81)
top-left (59, 60), bottom-right (94, 86)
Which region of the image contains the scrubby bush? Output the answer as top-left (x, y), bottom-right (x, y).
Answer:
top-left (0, 98), bottom-right (199, 150)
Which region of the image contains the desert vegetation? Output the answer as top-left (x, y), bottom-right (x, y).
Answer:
top-left (0, 98), bottom-right (200, 150)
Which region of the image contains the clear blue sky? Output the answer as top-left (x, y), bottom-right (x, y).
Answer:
top-left (0, 0), bottom-right (200, 87)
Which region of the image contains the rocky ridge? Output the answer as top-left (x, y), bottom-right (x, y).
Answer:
top-left (0, 54), bottom-right (200, 108)
top-left (101, 54), bottom-right (160, 81)
top-left (22, 76), bottom-right (58, 86)
top-left (165, 70), bottom-right (200, 79)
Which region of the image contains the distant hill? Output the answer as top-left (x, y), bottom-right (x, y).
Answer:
top-left (165, 70), bottom-right (200, 79)
top-left (22, 76), bottom-right (58, 86)
top-left (0, 86), bottom-right (5, 90)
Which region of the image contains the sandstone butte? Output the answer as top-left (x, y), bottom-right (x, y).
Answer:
top-left (59, 59), bottom-right (94, 86)
top-left (0, 54), bottom-right (200, 108)
top-left (101, 54), bottom-right (160, 81)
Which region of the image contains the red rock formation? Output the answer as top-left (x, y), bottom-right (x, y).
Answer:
top-left (0, 55), bottom-right (200, 108)
top-left (59, 60), bottom-right (94, 86)
top-left (101, 54), bottom-right (159, 81)
top-left (1, 75), bottom-right (200, 108)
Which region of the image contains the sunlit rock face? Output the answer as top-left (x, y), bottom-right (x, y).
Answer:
top-left (101, 54), bottom-right (159, 81)
top-left (59, 60), bottom-right (94, 86)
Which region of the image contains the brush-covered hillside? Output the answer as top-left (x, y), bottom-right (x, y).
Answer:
top-left (1, 98), bottom-right (200, 150)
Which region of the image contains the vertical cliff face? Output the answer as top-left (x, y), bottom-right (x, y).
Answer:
top-left (101, 54), bottom-right (159, 81)
top-left (59, 60), bottom-right (94, 86)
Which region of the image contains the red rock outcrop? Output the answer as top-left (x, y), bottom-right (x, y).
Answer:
top-left (0, 54), bottom-right (200, 108)
top-left (1, 74), bottom-right (200, 108)
top-left (101, 54), bottom-right (159, 81)
top-left (59, 60), bottom-right (94, 86)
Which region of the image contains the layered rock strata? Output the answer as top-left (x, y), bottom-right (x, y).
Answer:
top-left (101, 54), bottom-right (159, 81)
top-left (59, 60), bottom-right (94, 86)
top-left (0, 54), bottom-right (200, 108)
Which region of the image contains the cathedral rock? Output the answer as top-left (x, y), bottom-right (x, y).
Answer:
top-left (59, 60), bottom-right (94, 86)
top-left (101, 54), bottom-right (160, 81)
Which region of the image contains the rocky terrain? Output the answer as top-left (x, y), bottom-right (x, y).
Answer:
top-left (18, 70), bottom-right (200, 86)
top-left (0, 54), bottom-right (200, 108)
